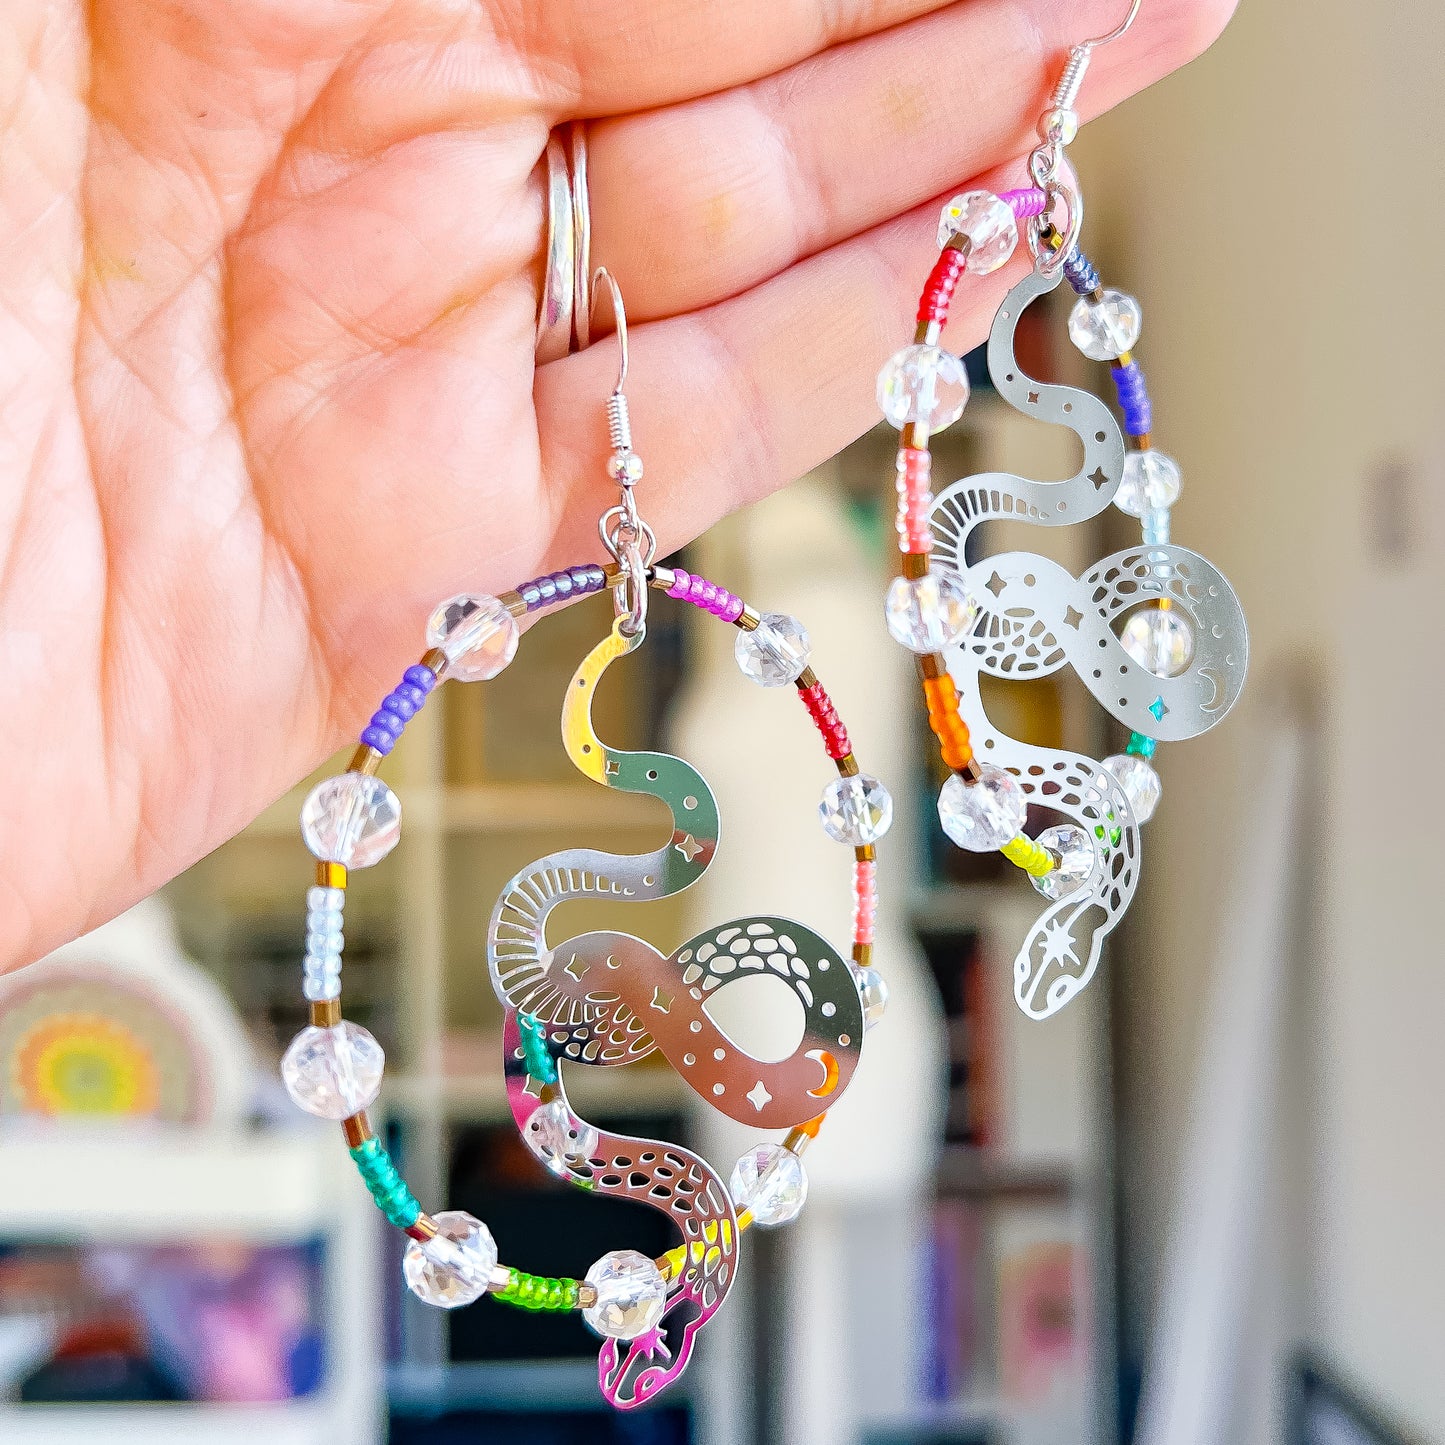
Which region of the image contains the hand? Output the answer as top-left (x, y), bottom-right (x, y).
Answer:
top-left (0, 0), bottom-right (1233, 966)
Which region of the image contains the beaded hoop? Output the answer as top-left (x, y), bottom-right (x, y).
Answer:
top-left (283, 560), bottom-right (888, 1409)
top-left (878, 182), bottom-right (1247, 1018)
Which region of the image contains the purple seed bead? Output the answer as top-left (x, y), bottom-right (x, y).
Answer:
top-left (403, 664), bottom-right (437, 693)
top-left (383, 692), bottom-right (417, 722)
top-left (371, 708), bottom-right (404, 735)
top-left (719, 592), bottom-right (745, 623)
top-left (394, 682), bottom-right (428, 710)
top-left (520, 584), bottom-right (543, 609)
top-left (361, 725), bottom-right (396, 756)
top-left (1063, 247), bottom-right (1101, 296)
top-left (536, 577), bottom-right (558, 604)
top-left (1112, 361), bottom-right (1152, 436)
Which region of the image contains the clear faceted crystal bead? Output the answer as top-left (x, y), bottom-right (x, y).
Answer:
top-left (849, 961), bottom-right (889, 1030)
top-left (582, 1250), bottom-right (667, 1340)
top-left (280, 1022), bottom-right (385, 1120)
top-left (819, 774), bottom-right (894, 845)
top-left (936, 191), bottom-right (1019, 274)
top-left (531, 1097), bottom-right (600, 1177)
top-left (403, 1211), bottom-right (497, 1309)
top-left (1104, 753), bottom-right (1162, 823)
top-left (1030, 823), bottom-right (1095, 902)
top-left (1067, 289), bottom-right (1143, 361)
top-left (877, 344), bottom-right (971, 433)
top-left (426, 593), bottom-right (520, 682)
top-left (937, 765), bottom-right (1026, 852)
top-left (884, 569), bottom-right (979, 653)
top-left (735, 612), bottom-right (811, 687)
top-left (1115, 450), bottom-right (1182, 517)
top-left (730, 1143), bottom-right (807, 1228)
top-left (1120, 607), bottom-right (1194, 678)
top-left (300, 774), bottom-right (402, 869)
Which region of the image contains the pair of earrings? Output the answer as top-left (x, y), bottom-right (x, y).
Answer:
top-left (275, 0), bottom-right (1245, 1412)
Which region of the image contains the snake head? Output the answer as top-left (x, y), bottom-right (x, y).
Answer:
top-left (598, 1295), bottom-right (701, 1410)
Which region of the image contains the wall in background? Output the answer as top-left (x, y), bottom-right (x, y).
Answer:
top-left (1081, 2), bottom-right (1445, 1440)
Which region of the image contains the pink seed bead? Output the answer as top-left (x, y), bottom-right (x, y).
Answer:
top-left (895, 447), bottom-right (934, 553)
top-left (853, 860), bottom-right (878, 947)
top-left (1001, 186), bottom-right (1048, 219)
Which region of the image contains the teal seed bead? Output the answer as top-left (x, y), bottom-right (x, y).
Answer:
top-left (518, 1012), bottom-right (559, 1084)
top-left (350, 1138), bottom-right (422, 1230)
top-left (1126, 731), bottom-right (1157, 760)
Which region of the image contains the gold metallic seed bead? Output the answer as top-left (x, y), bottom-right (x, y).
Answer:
top-left (310, 998), bottom-right (342, 1028)
top-left (346, 746), bottom-right (382, 776)
top-left (836, 753), bottom-right (860, 779)
top-left (913, 320), bottom-right (933, 346)
top-left (1115, 349), bottom-right (1134, 368)
top-left (316, 860), bottom-right (348, 890)
top-left (794, 666), bottom-right (819, 690)
top-left (901, 551), bottom-right (930, 581)
top-left (420, 646), bottom-right (448, 677)
top-left (854, 843), bottom-right (876, 863)
top-left (783, 1126), bottom-right (816, 1158)
top-left (1090, 286), bottom-right (1107, 306)
top-left (577, 1284), bottom-right (599, 1308)
top-left (737, 607), bottom-right (762, 631)
top-left (853, 942), bottom-right (874, 968)
top-left (1135, 432), bottom-right (1153, 450)
top-left (343, 1112), bottom-right (375, 1148)
top-left (899, 422), bottom-right (920, 451)
top-left (499, 591), bottom-right (527, 618)
top-left (406, 1215), bottom-right (439, 1242)
top-left (650, 566), bottom-right (676, 592)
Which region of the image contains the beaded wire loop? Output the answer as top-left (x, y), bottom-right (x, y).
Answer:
top-left (284, 561), bottom-right (889, 1409)
top-left (874, 37), bottom-right (1245, 1017)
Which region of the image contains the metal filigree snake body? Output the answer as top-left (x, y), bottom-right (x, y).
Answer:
top-left (487, 621), bottom-right (863, 1407)
top-left (930, 268), bottom-right (1248, 1018)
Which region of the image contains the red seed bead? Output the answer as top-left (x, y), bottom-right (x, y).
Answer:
top-left (798, 682), bottom-right (852, 761)
top-left (917, 245), bottom-right (967, 327)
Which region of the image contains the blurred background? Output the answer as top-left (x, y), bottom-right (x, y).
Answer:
top-left (0, 2), bottom-right (1440, 1442)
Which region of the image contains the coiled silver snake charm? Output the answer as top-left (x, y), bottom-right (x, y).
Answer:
top-left (488, 619), bottom-right (865, 1406)
top-left (930, 267), bottom-right (1248, 1019)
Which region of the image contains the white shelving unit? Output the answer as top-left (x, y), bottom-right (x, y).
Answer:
top-left (0, 1130), bottom-right (383, 1443)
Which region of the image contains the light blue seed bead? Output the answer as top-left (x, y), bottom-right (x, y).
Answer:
top-left (1142, 506), bottom-right (1171, 545)
top-left (303, 975), bottom-right (342, 1001)
top-left (307, 885), bottom-right (344, 912)
top-left (307, 927), bottom-right (342, 950)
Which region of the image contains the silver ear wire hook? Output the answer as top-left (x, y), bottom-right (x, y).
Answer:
top-left (1029, 0), bottom-right (1142, 275)
top-left (1080, 0), bottom-right (1141, 51)
top-left (591, 267), bottom-right (655, 634)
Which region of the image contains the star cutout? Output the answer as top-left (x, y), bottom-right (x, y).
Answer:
top-left (650, 986), bottom-right (673, 1014)
top-left (1089, 466), bottom-right (1110, 489)
top-left (985, 571), bottom-right (1006, 597)
top-left (675, 834), bottom-right (703, 862)
top-left (1027, 390), bottom-right (1041, 405)
top-left (1149, 695), bottom-right (1169, 721)
top-left (604, 758), bottom-right (620, 776)
top-left (1063, 606), bottom-right (1083, 629)
top-left (565, 954), bottom-right (590, 981)
top-left (747, 1081), bottom-right (773, 1112)
top-left (522, 1074), bottom-right (544, 1097)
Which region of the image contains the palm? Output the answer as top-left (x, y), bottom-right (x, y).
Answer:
top-left (2, 0), bottom-right (1231, 966)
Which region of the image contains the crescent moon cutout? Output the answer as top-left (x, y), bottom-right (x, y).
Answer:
top-left (806, 1049), bottom-right (840, 1098)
